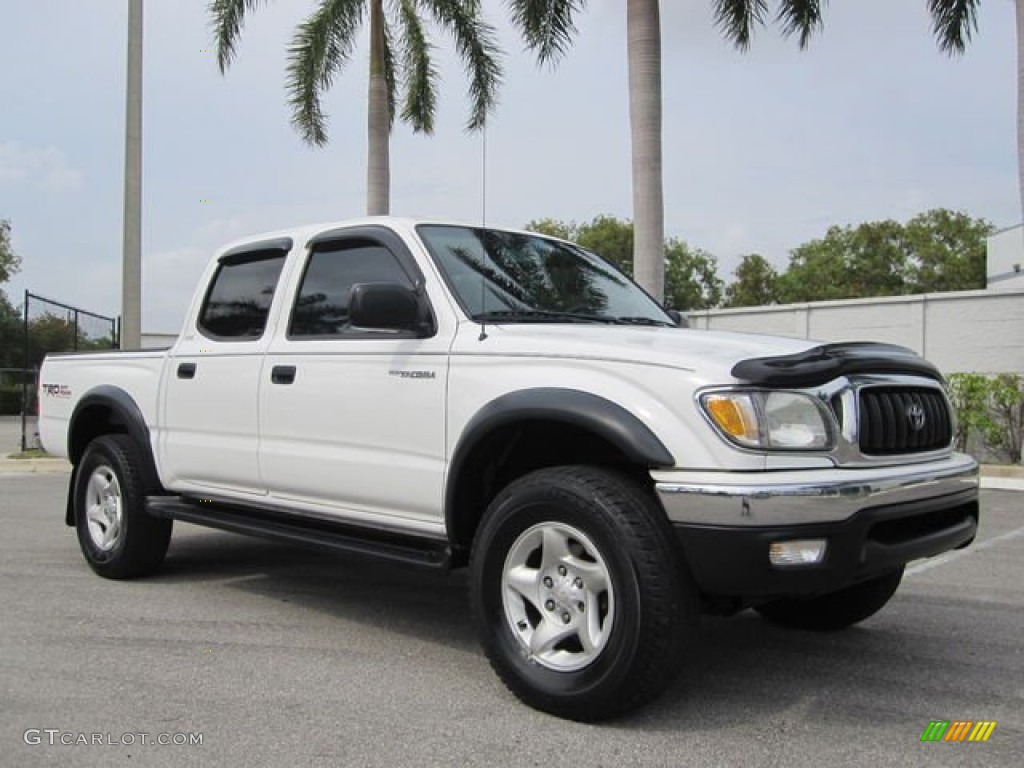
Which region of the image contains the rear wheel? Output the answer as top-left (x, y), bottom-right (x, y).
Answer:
top-left (754, 568), bottom-right (904, 631)
top-left (74, 434), bottom-right (172, 579)
top-left (470, 466), bottom-right (696, 721)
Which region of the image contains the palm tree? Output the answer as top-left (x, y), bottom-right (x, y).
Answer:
top-left (210, 0), bottom-right (501, 215)
top-left (927, 0), bottom-right (1023, 228)
top-left (508, 1), bottom-right (823, 303)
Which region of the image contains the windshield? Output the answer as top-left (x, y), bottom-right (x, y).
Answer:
top-left (416, 224), bottom-right (674, 325)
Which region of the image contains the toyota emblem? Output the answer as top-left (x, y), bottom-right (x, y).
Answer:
top-left (906, 402), bottom-right (926, 432)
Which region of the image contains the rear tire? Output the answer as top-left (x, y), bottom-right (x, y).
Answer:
top-left (470, 466), bottom-right (696, 721)
top-left (754, 567), bottom-right (904, 631)
top-left (74, 434), bottom-right (172, 579)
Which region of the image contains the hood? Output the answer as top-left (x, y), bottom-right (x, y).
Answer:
top-left (461, 323), bottom-right (820, 382)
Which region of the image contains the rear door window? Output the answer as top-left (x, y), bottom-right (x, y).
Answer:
top-left (198, 251), bottom-right (287, 340)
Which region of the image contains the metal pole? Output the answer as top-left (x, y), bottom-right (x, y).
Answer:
top-left (21, 290), bottom-right (28, 452)
top-left (73, 310), bottom-right (79, 351)
top-left (121, 0), bottom-right (143, 350)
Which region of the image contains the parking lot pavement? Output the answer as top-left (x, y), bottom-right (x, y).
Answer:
top-left (1, 474), bottom-right (1020, 768)
top-left (0, 415), bottom-right (26, 454)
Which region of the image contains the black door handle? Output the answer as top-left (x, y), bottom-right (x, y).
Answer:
top-left (271, 365), bottom-right (296, 385)
top-left (177, 362), bottom-right (196, 380)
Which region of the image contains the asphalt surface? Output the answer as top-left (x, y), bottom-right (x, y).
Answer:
top-left (1, 473), bottom-right (1021, 768)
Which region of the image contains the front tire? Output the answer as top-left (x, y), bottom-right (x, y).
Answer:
top-left (754, 567), bottom-right (904, 631)
top-left (470, 466), bottom-right (696, 721)
top-left (74, 434), bottom-right (172, 579)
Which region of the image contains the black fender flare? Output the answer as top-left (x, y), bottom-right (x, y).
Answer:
top-left (64, 386), bottom-right (160, 526)
top-left (444, 388), bottom-right (674, 539)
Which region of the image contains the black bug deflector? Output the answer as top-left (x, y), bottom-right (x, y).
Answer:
top-left (731, 342), bottom-right (942, 389)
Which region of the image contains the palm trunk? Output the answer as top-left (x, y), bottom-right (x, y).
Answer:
top-left (1017, 0), bottom-right (1024, 227)
top-left (627, 0), bottom-right (665, 303)
top-left (367, 0), bottom-right (390, 215)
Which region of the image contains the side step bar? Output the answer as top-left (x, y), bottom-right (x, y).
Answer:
top-left (146, 496), bottom-right (451, 570)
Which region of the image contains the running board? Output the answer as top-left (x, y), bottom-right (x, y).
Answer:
top-left (146, 496), bottom-right (451, 570)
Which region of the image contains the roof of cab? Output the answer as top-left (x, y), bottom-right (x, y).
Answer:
top-left (211, 216), bottom-right (567, 260)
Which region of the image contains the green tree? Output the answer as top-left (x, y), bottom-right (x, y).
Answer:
top-left (211, 0), bottom-right (501, 215)
top-left (776, 219), bottom-right (909, 303)
top-left (0, 219), bottom-right (23, 370)
top-left (510, 1), bottom-right (823, 304)
top-left (947, 372), bottom-right (995, 453)
top-left (525, 218), bottom-right (576, 242)
top-left (984, 374), bottom-right (1024, 464)
top-left (1, 219), bottom-right (20, 285)
top-left (0, 292), bottom-right (21, 369)
top-left (525, 215), bottom-right (635, 271)
top-left (665, 238), bottom-right (723, 310)
top-left (904, 208), bottom-right (992, 292)
top-left (577, 215), bottom-right (635, 272)
top-left (775, 209), bottom-right (993, 303)
top-left (724, 253), bottom-right (778, 307)
top-left (526, 215), bottom-right (721, 309)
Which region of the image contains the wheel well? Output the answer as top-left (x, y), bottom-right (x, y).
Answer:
top-left (66, 399), bottom-right (162, 527)
top-left (69, 404), bottom-right (129, 465)
top-left (446, 419), bottom-right (653, 566)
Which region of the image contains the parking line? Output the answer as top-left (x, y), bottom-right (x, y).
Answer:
top-left (906, 524), bottom-right (1024, 576)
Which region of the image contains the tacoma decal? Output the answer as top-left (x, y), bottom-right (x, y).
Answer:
top-left (389, 370), bottom-right (436, 380)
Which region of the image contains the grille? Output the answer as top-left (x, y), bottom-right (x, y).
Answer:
top-left (858, 387), bottom-right (952, 455)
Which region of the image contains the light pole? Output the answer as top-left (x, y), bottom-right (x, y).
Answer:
top-left (121, 0), bottom-right (143, 349)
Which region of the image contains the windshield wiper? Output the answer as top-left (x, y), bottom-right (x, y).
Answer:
top-left (611, 316), bottom-right (676, 327)
top-left (473, 309), bottom-right (616, 324)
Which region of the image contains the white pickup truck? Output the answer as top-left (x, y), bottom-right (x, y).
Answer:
top-left (39, 218), bottom-right (979, 720)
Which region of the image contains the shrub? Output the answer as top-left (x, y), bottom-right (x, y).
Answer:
top-left (947, 373), bottom-right (1023, 464)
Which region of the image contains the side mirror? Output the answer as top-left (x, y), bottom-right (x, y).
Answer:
top-left (666, 309), bottom-right (689, 328)
top-left (348, 283), bottom-right (423, 333)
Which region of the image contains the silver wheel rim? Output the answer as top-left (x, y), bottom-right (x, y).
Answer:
top-left (501, 522), bottom-right (615, 672)
top-left (85, 465), bottom-right (123, 552)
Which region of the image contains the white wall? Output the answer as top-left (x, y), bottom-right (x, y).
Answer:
top-left (140, 332), bottom-right (177, 349)
top-left (688, 289), bottom-right (1024, 376)
top-left (987, 225), bottom-right (1024, 292)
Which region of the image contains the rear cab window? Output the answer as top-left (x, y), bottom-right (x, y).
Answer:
top-left (198, 239), bottom-right (291, 341)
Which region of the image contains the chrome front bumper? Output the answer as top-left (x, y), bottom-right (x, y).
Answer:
top-left (654, 453), bottom-right (979, 527)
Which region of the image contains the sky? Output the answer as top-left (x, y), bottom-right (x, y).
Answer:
top-left (0, 0), bottom-right (1018, 333)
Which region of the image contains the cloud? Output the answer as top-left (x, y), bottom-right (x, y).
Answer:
top-left (0, 141), bottom-right (85, 191)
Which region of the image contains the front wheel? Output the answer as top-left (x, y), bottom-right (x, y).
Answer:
top-left (754, 567), bottom-right (904, 631)
top-left (74, 434), bottom-right (172, 579)
top-left (470, 466), bottom-right (696, 721)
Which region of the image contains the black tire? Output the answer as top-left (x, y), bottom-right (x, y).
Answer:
top-left (74, 434), bottom-right (172, 579)
top-left (470, 466), bottom-right (697, 721)
top-left (754, 567), bottom-right (904, 631)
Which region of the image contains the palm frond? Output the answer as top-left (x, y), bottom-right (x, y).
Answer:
top-left (285, 0), bottom-right (366, 146)
top-left (927, 0), bottom-right (980, 55)
top-left (713, 0), bottom-right (768, 51)
top-left (506, 0), bottom-right (584, 66)
top-left (775, 0), bottom-right (825, 50)
top-left (209, 0), bottom-right (268, 73)
top-left (423, 0), bottom-right (502, 131)
top-left (398, 0), bottom-right (438, 134)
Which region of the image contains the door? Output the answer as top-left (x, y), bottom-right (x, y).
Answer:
top-left (160, 242), bottom-right (289, 495)
top-left (259, 226), bottom-right (449, 531)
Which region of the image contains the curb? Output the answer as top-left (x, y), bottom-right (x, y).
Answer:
top-left (0, 457), bottom-right (71, 474)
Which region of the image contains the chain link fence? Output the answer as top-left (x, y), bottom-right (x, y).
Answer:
top-left (3, 292), bottom-right (118, 453)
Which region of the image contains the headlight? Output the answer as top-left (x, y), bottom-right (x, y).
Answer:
top-left (700, 390), bottom-right (834, 451)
